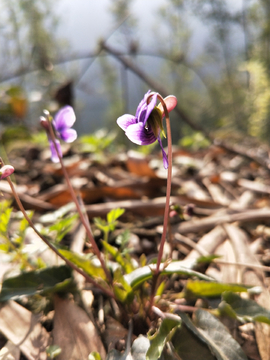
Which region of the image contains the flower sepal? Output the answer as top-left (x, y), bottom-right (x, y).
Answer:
top-left (147, 107), bottom-right (166, 139)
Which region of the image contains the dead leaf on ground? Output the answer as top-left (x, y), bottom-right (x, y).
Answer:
top-left (52, 295), bottom-right (106, 360)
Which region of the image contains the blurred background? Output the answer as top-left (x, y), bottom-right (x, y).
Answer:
top-left (1, 0), bottom-right (270, 149)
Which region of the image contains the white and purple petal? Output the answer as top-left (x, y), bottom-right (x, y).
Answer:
top-left (125, 122), bottom-right (156, 145)
top-left (53, 106), bottom-right (76, 132)
top-left (59, 128), bottom-right (77, 143)
top-left (117, 114), bottom-right (137, 131)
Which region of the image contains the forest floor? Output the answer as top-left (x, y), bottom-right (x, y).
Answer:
top-left (1, 137), bottom-right (270, 360)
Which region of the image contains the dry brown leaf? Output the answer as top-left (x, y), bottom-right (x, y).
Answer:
top-left (52, 295), bottom-right (106, 360)
top-left (223, 223), bottom-right (264, 285)
top-left (0, 340), bottom-right (20, 360)
top-left (126, 151), bottom-right (157, 177)
top-left (184, 225), bottom-right (227, 261)
top-left (223, 224), bottom-right (270, 360)
top-left (211, 240), bottom-right (239, 283)
top-left (176, 208), bottom-right (270, 234)
top-left (0, 301), bottom-right (49, 360)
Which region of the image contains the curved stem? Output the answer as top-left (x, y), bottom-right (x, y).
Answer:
top-left (47, 123), bottom-right (112, 283)
top-left (1, 168), bottom-right (115, 299)
top-left (149, 93), bottom-right (172, 275)
top-left (146, 93), bottom-right (173, 313)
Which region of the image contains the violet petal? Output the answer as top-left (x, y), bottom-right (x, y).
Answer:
top-left (117, 114), bottom-right (137, 131)
top-left (142, 93), bottom-right (158, 127)
top-left (59, 128), bottom-right (77, 143)
top-left (125, 122), bottom-right (156, 145)
top-left (135, 90), bottom-right (151, 118)
top-left (53, 106), bottom-right (76, 131)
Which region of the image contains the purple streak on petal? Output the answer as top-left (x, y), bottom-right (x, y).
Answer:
top-left (157, 136), bottom-right (168, 169)
top-left (49, 139), bottom-right (62, 163)
top-left (53, 106), bottom-right (76, 131)
top-left (117, 114), bottom-right (137, 131)
top-left (125, 122), bottom-right (156, 145)
top-left (59, 128), bottom-right (77, 143)
top-left (135, 90), bottom-right (151, 118)
top-left (142, 93), bottom-right (158, 126)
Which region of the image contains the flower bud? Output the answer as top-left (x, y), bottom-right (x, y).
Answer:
top-left (0, 165), bottom-right (14, 179)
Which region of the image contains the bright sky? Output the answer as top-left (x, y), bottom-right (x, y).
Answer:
top-left (55, 0), bottom-right (167, 53)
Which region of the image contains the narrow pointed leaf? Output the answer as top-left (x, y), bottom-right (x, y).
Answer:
top-left (0, 265), bottom-right (72, 301)
top-left (125, 260), bottom-right (212, 289)
top-left (185, 280), bottom-right (250, 298)
top-left (222, 291), bottom-right (270, 324)
top-left (59, 249), bottom-right (106, 280)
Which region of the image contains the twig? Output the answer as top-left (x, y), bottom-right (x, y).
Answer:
top-left (176, 208), bottom-right (270, 234)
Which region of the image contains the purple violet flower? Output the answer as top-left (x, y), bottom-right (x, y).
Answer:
top-left (117, 90), bottom-right (177, 169)
top-left (53, 106), bottom-right (77, 143)
top-left (41, 106), bottom-right (77, 163)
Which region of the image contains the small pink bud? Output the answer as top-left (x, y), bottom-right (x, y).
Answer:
top-left (0, 165), bottom-right (14, 179)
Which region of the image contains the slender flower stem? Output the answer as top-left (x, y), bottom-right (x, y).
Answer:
top-left (148, 93), bottom-right (172, 275)
top-left (146, 93), bottom-right (172, 313)
top-left (0, 160), bottom-right (115, 298)
top-left (47, 122), bottom-right (112, 283)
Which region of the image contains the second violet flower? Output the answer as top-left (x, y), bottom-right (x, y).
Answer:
top-left (41, 106), bottom-right (77, 163)
top-left (117, 90), bottom-right (177, 169)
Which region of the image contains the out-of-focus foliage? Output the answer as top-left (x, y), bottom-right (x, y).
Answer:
top-left (0, 0), bottom-right (64, 128)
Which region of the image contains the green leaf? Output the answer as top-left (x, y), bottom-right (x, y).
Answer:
top-left (48, 214), bottom-right (78, 242)
top-left (107, 208), bottom-right (125, 227)
top-left (174, 310), bottom-right (248, 360)
top-left (102, 241), bottom-right (133, 274)
top-left (94, 217), bottom-right (108, 233)
top-left (0, 207), bottom-right (12, 234)
top-left (193, 309), bottom-right (248, 360)
top-left (0, 265), bottom-right (73, 302)
top-left (172, 319), bottom-right (216, 360)
top-left (125, 260), bottom-right (213, 289)
top-left (222, 291), bottom-right (270, 324)
top-left (59, 249), bottom-right (106, 280)
top-left (146, 317), bottom-right (180, 360)
top-left (185, 280), bottom-right (250, 298)
top-left (113, 268), bottom-right (134, 303)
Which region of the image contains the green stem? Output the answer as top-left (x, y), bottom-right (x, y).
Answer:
top-left (47, 122), bottom-right (112, 283)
